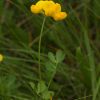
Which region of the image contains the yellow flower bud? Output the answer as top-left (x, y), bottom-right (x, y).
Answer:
top-left (0, 54), bottom-right (3, 62)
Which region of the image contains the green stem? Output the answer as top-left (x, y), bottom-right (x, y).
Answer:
top-left (38, 16), bottom-right (46, 80)
top-left (71, 6), bottom-right (96, 100)
top-left (84, 31), bottom-right (96, 100)
top-left (83, 1), bottom-right (96, 98)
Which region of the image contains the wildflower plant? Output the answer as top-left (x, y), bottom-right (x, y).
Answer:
top-left (0, 0), bottom-right (100, 100)
top-left (30, 0), bottom-right (67, 99)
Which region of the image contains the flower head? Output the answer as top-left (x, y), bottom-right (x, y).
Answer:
top-left (30, 0), bottom-right (67, 21)
top-left (0, 54), bottom-right (3, 62)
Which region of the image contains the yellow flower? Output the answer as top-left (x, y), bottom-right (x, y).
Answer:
top-left (0, 54), bottom-right (3, 62)
top-left (30, 0), bottom-right (67, 21)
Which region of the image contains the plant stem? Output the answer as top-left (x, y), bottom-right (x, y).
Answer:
top-left (83, 0), bottom-right (96, 99)
top-left (38, 16), bottom-right (46, 80)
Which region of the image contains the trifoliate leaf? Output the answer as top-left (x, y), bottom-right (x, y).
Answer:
top-left (37, 81), bottom-right (47, 94)
top-left (45, 61), bottom-right (56, 72)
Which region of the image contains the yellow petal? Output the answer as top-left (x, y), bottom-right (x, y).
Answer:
top-left (43, 1), bottom-right (55, 9)
top-left (31, 1), bottom-right (46, 14)
top-left (30, 5), bottom-right (42, 14)
top-left (43, 1), bottom-right (61, 16)
top-left (54, 3), bottom-right (61, 12)
top-left (43, 3), bottom-right (55, 16)
top-left (53, 12), bottom-right (67, 21)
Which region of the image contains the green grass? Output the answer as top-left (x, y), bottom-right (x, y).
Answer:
top-left (0, 0), bottom-right (100, 100)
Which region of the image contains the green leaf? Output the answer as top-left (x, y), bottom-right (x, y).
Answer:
top-left (37, 81), bottom-right (47, 94)
top-left (76, 47), bottom-right (82, 61)
top-left (56, 50), bottom-right (65, 63)
top-left (42, 91), bottom-right (51, 100)
top-left (45, 61), bottom-right (56, 72)
top-left (45, 61), bottom-right (56, 81)
top-left (30, 82), bottom-right (35, 90)
top-left (48, 52), bottom-right (56, 63)
top-left (42, 91), bottom-right (54, 100)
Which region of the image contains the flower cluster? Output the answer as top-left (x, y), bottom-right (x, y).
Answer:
top-left (30, 0), bottom-right (67, 21)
